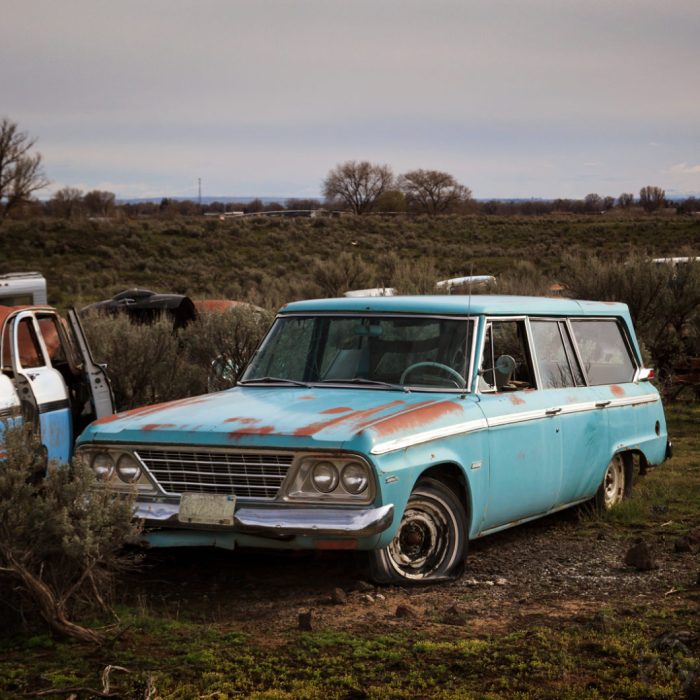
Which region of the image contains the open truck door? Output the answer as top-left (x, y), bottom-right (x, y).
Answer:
top-left (66, 308), bottom-right (114, 420)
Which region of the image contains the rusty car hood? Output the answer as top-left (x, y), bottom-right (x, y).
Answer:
top-left (77, 386), bottom-right (478, 451)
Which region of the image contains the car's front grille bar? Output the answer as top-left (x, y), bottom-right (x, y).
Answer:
top-left (135, 448), bottom-right (294, 500)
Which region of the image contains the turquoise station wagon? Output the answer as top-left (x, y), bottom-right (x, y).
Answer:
top-left (76, 295), bottom-right (671, 583)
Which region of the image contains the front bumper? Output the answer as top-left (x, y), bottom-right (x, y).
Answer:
top-left (134, 501), bottom-right (394, 538)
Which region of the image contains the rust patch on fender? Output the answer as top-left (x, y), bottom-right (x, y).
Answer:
top-left (320, 407), bottom-right (353, 415)
top-left (610, 385), bottom-right (625, 397)
top-left (510, 395), bottom-right (526, 406)
top-left (365, 400), bottom-right (464, 438)
top-left (141, 423), bottom-right (176, 431)
top-left (294, 400), bottom-right (406, 437)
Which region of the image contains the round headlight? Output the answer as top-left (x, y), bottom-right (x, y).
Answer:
top-left (116, 453), bottom-right (141, 483)
top-left (311, 461), bottom-right (339, 493)
top-left (341, 462), bottom-right (369, 494)
top-left (92, 452), bottom-right (114, 480)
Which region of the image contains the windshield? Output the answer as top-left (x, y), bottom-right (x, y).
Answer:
top-left (242, 315), bottom-right (473, 391)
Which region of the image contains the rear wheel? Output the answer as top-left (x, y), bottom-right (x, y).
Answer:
top-left (368, 477), bottom-right (467, 584)
top-left (595, 454), bottom-right (632, 510)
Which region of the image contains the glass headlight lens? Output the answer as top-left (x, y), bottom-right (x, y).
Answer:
top-left (341, 462), bottom-right (369, 494)
top-left (311, 461), bottom-right (339, 493)
top-left (92, 452), bottom-right (114, 480)
top-left (116, 453), bottom-right (141, 483)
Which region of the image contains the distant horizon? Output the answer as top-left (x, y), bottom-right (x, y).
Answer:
top-left (110, 192), bottom-right (700, 206)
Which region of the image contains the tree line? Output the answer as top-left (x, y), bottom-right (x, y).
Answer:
top-left (2, 116), bottom-right (699, 223)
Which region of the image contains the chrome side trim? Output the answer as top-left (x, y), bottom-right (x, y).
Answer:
top-left (369, 392), bottom-right (660, 454)
top-left (370, 419), bottom-right (488, 455)
top-left (134, 501), bottom-right (394, 537)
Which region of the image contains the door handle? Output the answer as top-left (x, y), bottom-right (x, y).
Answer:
top-left (595, 400), bottom-right (611, 408)
top-left (545, 407), bottom-right (562, 416)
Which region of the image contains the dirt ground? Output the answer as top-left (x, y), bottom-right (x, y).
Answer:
top-left (124, 508), bottom-right (700, 644)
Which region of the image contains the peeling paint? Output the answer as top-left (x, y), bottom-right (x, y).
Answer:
top-left (320, 406), bottom-right (354, 415)
top-left (610, 385), bottom-right (625, 397)
top-left (227, 425), bottom-right (276, 440)
top-left (92, 395), bottom-right (210, 425)
top-left (510, 395), bottom-right (526, 406)
top-left (142, 423), bottom-right (176, 431)
top-left (293, 400), bottom-right (406, 437)
top-left (224, 417), bottom-right (260, 424)
top-left (365, 400), bottom-right (464, 438)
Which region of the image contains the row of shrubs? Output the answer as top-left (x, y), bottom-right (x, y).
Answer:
top-left (76, 255), bottom-right (700, 413)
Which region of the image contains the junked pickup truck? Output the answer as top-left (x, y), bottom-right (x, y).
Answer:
top-left (0, 305), bottom-right (114, 463)
top-left (75, 294), bottom-right (670, 583)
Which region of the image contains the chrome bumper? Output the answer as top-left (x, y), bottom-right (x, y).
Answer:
top-left (134, 501), bottom-right (394, 538)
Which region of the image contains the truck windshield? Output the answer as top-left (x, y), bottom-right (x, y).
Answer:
top-left (242, 315), bottom-right (473, 391)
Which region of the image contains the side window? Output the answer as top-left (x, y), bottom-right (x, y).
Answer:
top-left (37, 315), bottom-right (69, 366)
top-left (530, 320), bottom-right (583, 389)
top-left (570, 319), bottom-right (636, 385)
top-left (479, 320), bottom-right (535, 392)
top-left (15, 318), bottom-right (46, 370)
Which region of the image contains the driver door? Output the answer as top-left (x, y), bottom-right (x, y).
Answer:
top-left (8, 311), bottom-right (73, 464)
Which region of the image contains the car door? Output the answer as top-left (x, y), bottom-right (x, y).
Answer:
top-left (475, 318), bottom-right (563, 532)
top-left (529, 318), bottom-right (610, 505)
top-left (8, 310), bottom-right (73, 464)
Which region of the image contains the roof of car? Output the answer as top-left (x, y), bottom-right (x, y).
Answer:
top-left (280, 295), bottom-right (630, 318)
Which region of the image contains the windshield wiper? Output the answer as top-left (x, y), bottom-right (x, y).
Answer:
top-left (318, 377), bottom-right (407, 391)
top-left (239, 376), bottom-right (311, 387)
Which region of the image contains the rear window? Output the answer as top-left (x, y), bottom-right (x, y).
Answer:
top-left (570, 319), bottom-right (636, 385)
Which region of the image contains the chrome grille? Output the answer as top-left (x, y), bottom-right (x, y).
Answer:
top-left (135, 449), bottom-right (294, 500)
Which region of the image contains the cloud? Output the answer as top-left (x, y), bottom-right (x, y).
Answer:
top-left (667, 163), bottom-right (700, 175)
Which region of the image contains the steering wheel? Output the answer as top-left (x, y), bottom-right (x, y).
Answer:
top-left (400, 361), bottom-right (466, 389)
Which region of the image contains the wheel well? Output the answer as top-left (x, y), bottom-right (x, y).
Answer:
top-left (418, 463), bottom-right (471, 527)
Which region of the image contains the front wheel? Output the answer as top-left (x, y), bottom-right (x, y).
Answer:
top-left (368, 477), bottom-right (468, 584)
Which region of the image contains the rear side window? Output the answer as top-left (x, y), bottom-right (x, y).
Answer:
top-left (530, 320), bottom-right (583, 388)
top-left (570, 320), bottom-right (636, 385)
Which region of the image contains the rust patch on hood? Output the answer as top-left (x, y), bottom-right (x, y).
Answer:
top-left (365, 400), bottom-right (464, 438)
top-left (228, 425), bottom-right (275, 440)
top-left (320, 406), bottom-right (353, 415)
top-left (297, 395), bottom-right (317, 401)
top-left (224, 417), bottom-right (260, 424)
top-left (293, 400), bottom-right (406, 437)
top-left (92, 395), bottom-right (210, 425)
top-left (610, 385), bottom-right (625, 397)
top-left (142, 423), bottom-right (176, 431)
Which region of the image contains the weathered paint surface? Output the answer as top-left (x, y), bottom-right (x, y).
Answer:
top-left (78, 389), bottom-right (471, 452)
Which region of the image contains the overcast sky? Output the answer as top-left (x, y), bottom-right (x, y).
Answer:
top-left (2, 0), bottom-right (699, 199)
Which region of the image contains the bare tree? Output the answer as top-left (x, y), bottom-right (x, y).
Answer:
top-left (617, 192), bottom-right (635, 208)
top-left (83, 189), bottom-right (116, 217)
top-left (322, 161), bottom-right (394, 214)
top-left (398, 169), bottom-right (472, 215)
top-left (639, 186), bottom-right (666, 212)
top-left (49, 186), bottom-right (84, 219)
top-left (0, 117), bottom-right (50, 223)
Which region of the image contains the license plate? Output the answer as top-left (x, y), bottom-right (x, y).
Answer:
top-left (178, 493), bottom-right (236, 526)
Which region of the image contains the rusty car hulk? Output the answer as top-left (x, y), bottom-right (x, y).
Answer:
top-left (75, 295), bottom-right (670, 584)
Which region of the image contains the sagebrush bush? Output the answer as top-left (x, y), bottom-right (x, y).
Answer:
top-left (82, 305), bottom-right (274, 410)
top-left (0, 425), bottom-right (140, 642)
